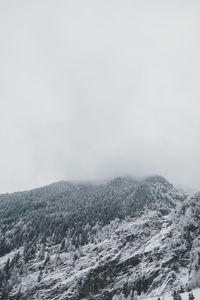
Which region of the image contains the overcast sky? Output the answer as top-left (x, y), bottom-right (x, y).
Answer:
top-left (0, 0), bottom-right (200, 193)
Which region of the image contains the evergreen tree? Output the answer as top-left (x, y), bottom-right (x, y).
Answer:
top-left (188, 292), bottom-right (195, 300)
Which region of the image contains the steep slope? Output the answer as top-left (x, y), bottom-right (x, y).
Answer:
top-left (0, 176), bottom-right (198, 300)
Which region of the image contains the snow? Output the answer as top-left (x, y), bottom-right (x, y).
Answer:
top-left (0, 247), bottom-right (23, 268)
top-left (144, 226), bottom-right (171, 253)
top-left (143, 288), bottom-right (200, 300)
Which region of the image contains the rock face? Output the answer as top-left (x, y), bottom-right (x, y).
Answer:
top-left (0, 176), bottom-right (199, 299)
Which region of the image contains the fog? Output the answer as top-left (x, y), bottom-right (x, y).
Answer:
top-left (0, 1), bottom-right (200, 193)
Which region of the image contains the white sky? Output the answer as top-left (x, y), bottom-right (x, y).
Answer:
top-left (0, 0), bottom-right (200, 193)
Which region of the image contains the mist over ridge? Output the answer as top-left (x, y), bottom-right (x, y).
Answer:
top-left (0, 1), bottom-right (200, 193)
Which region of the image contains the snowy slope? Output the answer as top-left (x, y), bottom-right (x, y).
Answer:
top-left (0, 177), bottom-right (199, 299)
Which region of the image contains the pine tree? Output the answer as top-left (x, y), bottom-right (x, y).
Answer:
top-left (60, 238), bottom-right (65, 252)
top-left (37, 270), bottom-right (43, 283)
top-left (188, 292), bottom-right (195, 300)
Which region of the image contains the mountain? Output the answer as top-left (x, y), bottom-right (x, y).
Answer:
top-left (0, 176), bottom-right (199, 299)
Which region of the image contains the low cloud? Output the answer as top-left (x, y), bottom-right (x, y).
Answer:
top-left (0, 0), bottom-right (200, 192)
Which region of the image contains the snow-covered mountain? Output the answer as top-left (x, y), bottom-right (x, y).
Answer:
top-left (0, 176), bottom-right (199, 300)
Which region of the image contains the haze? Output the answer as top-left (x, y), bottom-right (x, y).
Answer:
top-left (0, 0), bottom-right (200, 193)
